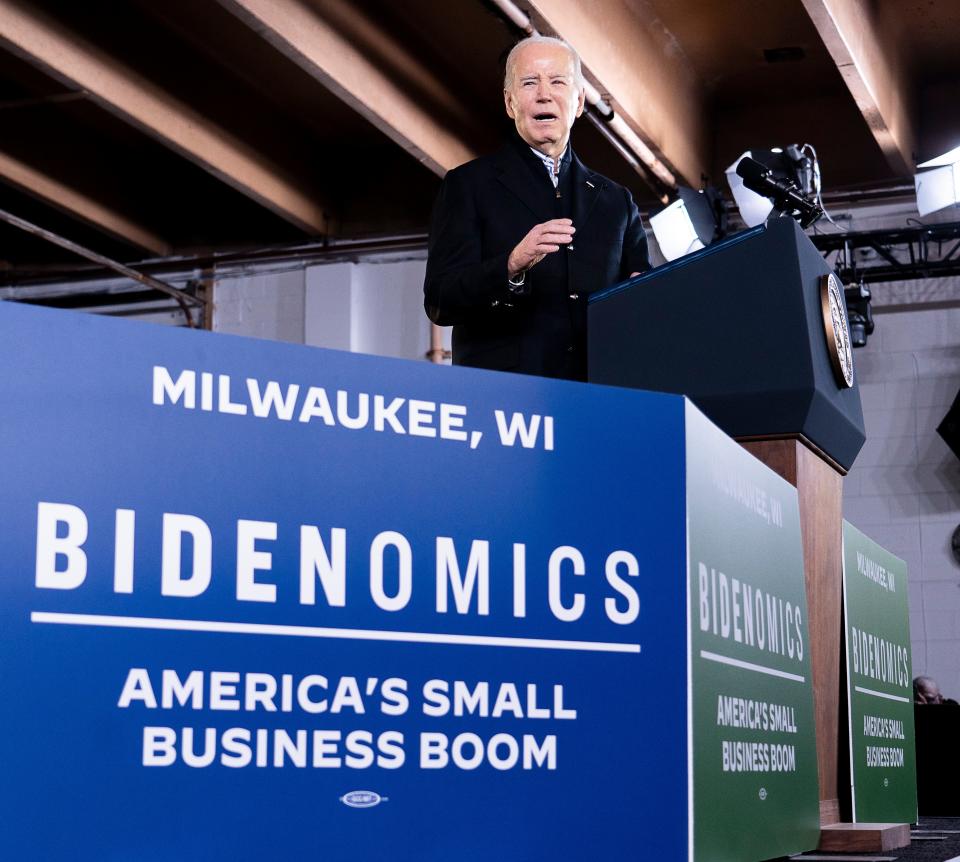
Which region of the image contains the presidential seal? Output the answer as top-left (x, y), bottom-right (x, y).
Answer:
top-left (819, 273), bottom-right (854, 389)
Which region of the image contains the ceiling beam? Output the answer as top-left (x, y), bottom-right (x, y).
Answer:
top-left (216, 0), bottom-right (477, 175)
top-left (800, 0), bottom-right (915, 176)
top-left (0, 149), bottom-right (170, 255)
top-left (0, 0), bottom-right (329, 234)
top-left (523, 0), bottom-right (709, 188)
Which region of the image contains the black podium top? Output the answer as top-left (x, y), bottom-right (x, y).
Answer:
top-left (588, 217), bottom-right (865, 471)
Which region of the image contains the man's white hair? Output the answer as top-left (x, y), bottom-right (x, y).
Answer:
top-left (503, 36), bottom-right (583, 90)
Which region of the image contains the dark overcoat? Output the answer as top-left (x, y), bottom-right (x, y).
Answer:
top-left (424, 136), bottom-right (650, 380)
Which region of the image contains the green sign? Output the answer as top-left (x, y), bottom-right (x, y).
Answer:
top-left (842, 521), bottom-right (917, 823)
top-left (686, 405), bottom-right (820, 862)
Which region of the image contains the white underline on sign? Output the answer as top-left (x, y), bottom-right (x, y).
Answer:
top-left (854, 685), bottom-right (911, 703)
top-left (699, 650), bottom-right (805, 682)
top-left (30, 611), bottom-right (641, 654)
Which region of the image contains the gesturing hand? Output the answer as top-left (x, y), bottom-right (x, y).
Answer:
top-left (507, 219), bottom-right (576, 277)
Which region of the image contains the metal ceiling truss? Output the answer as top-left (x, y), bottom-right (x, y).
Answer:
top-left (810, 221), bottom-right (960, 284)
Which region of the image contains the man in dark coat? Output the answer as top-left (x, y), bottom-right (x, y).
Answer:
top-left (423, 35), bottom-right (650, 381)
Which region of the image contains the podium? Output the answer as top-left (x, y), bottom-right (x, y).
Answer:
top-left (588, 217), bottom-right (889, 845)
top-left (587, 217), bottom-right (864, 473)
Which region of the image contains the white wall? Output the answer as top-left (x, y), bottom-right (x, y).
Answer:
top-left (305, 258), bottom-right (439, 360)
top-left (213, 269), bottom-right (306, 344)
top-left (214, 255), bottom-right (449, 362)
top-left (843, 306), bottom-right (960, 695)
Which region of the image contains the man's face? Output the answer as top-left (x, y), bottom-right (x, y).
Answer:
top-left (504, 43), bottom-right (585, 158)
top-left (917, 679), bottom-right (944, 704)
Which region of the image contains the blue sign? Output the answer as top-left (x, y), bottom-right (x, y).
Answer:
top-left (0, 302), bottom-right (690, 860)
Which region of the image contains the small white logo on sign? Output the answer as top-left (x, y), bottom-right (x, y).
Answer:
top-left (758, 788), bottom-right (768, 801)
top-left (340, 790), bottom-right (387, 809)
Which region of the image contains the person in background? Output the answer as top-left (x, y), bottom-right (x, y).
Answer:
top-left (914, 675), bottom-right (949, 704)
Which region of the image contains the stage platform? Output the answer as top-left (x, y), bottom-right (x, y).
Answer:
top-left (784, 817), bottom-right (960, 862)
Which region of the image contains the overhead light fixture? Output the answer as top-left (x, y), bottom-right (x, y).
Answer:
top-left (726, 146), bottom-right (816, 227)
top-left (649, 186), bottom-right (724, 262)
top-left (915, 145), bottom-right (960, 216)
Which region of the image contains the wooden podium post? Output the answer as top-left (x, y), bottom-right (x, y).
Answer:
top-left (739, 436), bottom-right (844, 826)
top-left (740, 435), bottom-right (910, 852)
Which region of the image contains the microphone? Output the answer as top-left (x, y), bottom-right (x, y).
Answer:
top-left (735, 157), bottom-right (823, 227)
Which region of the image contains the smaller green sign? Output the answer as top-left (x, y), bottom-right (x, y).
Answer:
top-left (686, 404), bottom-right (820, 862)
top-left (842, 521), bottom-right (917, 823)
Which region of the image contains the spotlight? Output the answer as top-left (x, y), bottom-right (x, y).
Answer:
top-left (915, 145), bottom-right (960, 216)
top-left (650, 186), bottom-right (725, 262)
top-left (726, 145), bottom-right (817, 227)
top-left (843, 282), bottom-right (874, 348)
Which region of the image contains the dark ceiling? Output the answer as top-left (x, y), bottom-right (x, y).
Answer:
top-left (0, 0), bottom-right (958, 288)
